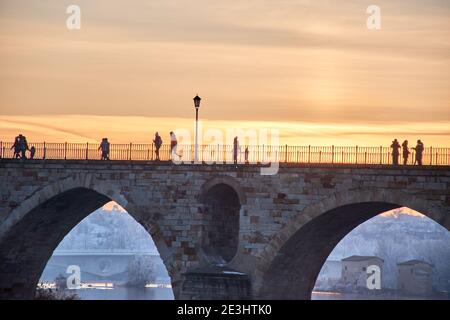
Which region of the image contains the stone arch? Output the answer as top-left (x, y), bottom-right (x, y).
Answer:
top-left (0, 175), bottom-right (175, 300)
top-left (0, 173), bottom-right (127, 240)
top-left (199, 175), bottom-right (247, 205)
top-left (198, 175), bottom-right (245, 265)
top-left (255, 188), bottom-right (450, 299)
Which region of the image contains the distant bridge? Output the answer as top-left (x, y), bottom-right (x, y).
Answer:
top-left (43, 250), bottom-right (162, 279)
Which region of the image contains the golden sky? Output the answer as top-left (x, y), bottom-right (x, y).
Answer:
top-left (0, 0), bottom-right (449, 145)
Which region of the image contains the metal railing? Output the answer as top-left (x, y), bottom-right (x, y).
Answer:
top-left (0, 141), bottom-right (449, 165)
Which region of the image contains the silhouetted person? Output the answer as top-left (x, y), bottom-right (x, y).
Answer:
top-left (244, 146), bottom-right (249, 164)
top-left (11, 135), bottom-right (21, 159)
top-left (402, 140), bottom-right (410, 165)
top-left (29, 146), bottom-right (36, 159)
top-left (19, 135), bottom-right (29, 159)
top-left (98, 138), bottom-right (110, 160)
top-left (170, 131), bottom-right (180, 159)
top-left (153, 132), bottom-right (162, 161)
top-left (233, 136), bottom-right (239, 164)
top-left (390, 139), bottom-right (401, 165)
top-left (412, 140), bottom-right (424, 165)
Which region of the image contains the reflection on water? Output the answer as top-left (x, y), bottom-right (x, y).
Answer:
top-left (70, 289), bottom-right (445, 300)
top-left (311, 291), bottom-right (448, 300)
top-left (70, 286), bottom-right (174, 300)
top-left (40, 284), bottom-right (445, 300)
top-left (38, 282), bottom-right (174, 300)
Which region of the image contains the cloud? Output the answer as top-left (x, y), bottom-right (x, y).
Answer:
top-left (0, 0), bottom-right (449, 125)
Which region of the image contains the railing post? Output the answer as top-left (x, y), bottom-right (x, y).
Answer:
top-left (216, 143), bottom-right (219, 163)
top-left (308, 145), bottom-right (311, 163)
top-left (355, 146), bottom-right (358, 164)
top-left (285, 144), bottom-right (288, 163)
top-left (364, 151), bottom-right (367, 164)
top-left (319, 150), bottom-right (322, 163)
top-left (331, 145), bottom-right (334, 164)
top-left (85, 142), bottom-right (88, 160)
top-left (0, 141), bottom-right (2, 159)
top-left (64, 142), bottom-right (67, 160)
top-left (430, 146), bottom-right (433, 165)
top-left (129, 143), bottom-right (132, 161)
top-left (43, 142), bottom-right (47, 160)
top-left (379, 146), bottom-right (382, 165)
top-left (262, 144), bottom-right (265, 164)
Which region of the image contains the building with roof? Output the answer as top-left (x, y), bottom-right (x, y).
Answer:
top-left (397, 260), bottom-right (433, 296)
top-left (341, 255), bottom-right (384, 290)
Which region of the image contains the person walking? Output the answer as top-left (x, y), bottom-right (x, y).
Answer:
top-left (233, 136), bottom-right (240, 165)
top-left (401, 140), bottom-right (410, 165)
top-left (390, 139), bottom-right (401, 165)
top-left (244, 146), bottom-right (249, 164)
top-left (11, 135), bottom-right (21, 159)
top-left (412, 140), bottom-right (424, 166)
top-left (170, 131), bottom-right (180, 159)
top-left (19, 135), bottom-right (29, 159)
top-left (153, 132), bottom-right (162, 161)
top-left (98, 138), bottom-right (110, 160)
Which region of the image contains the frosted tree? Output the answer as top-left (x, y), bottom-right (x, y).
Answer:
top-left (126, 254), bottom-right (156, 287)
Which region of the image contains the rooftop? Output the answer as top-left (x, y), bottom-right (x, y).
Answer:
top-left (342, 255), bottom-right (384, 262)
top-left (397, 259), bottom-right (433, 267)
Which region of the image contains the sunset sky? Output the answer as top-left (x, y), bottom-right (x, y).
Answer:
top-left (0, 0), bottom-right (449, 145)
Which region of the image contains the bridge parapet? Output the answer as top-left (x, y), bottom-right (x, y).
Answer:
top-left (1, 142), bottom-right (449, 166)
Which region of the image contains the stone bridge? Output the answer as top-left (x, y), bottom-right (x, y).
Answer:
top-left (0, 159), bottom-right (449, 299)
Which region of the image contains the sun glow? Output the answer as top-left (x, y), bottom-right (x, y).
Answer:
top-left (1, 115), bottom-right (449, 147)
top-left (380, 207), bottom-right (425, 218)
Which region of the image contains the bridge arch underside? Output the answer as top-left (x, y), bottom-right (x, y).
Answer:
top-left (258, 201), bottom-right (443, 300)
top-left (0, 187), bottom-right (166, 300)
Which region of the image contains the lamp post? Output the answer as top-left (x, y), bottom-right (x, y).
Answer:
top-left (193, 95), bottom-right (201, 163)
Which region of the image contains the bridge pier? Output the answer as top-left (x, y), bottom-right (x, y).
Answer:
top-left (180, 266), bottom-right (252, 300)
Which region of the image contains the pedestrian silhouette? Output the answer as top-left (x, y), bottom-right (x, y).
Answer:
top-left (244, 146), bottom-right (249, 164)
top-left (153, 132), bottom-right (162, 161)
top-left (11, 135), bottom-right (21, 159)
top-left (401, 140), bottom-right (410, 165)
top-left (412, 140), bottom-right (424, 165)
top-left (390, 139), bottom-right (401, 165)
top-left (29, 146), bottom-right (36, 160)
top-left (170, 131), bottom-right (181, 160)
top-left (16, 134), bottom-right (29, 159)
top-left (98, 138), bottom-right (110, 160)
top-left (233, 136), bottom-right (240, 165)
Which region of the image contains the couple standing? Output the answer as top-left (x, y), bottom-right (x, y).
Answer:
top-left (153, 131), bottom-right (180, 161)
